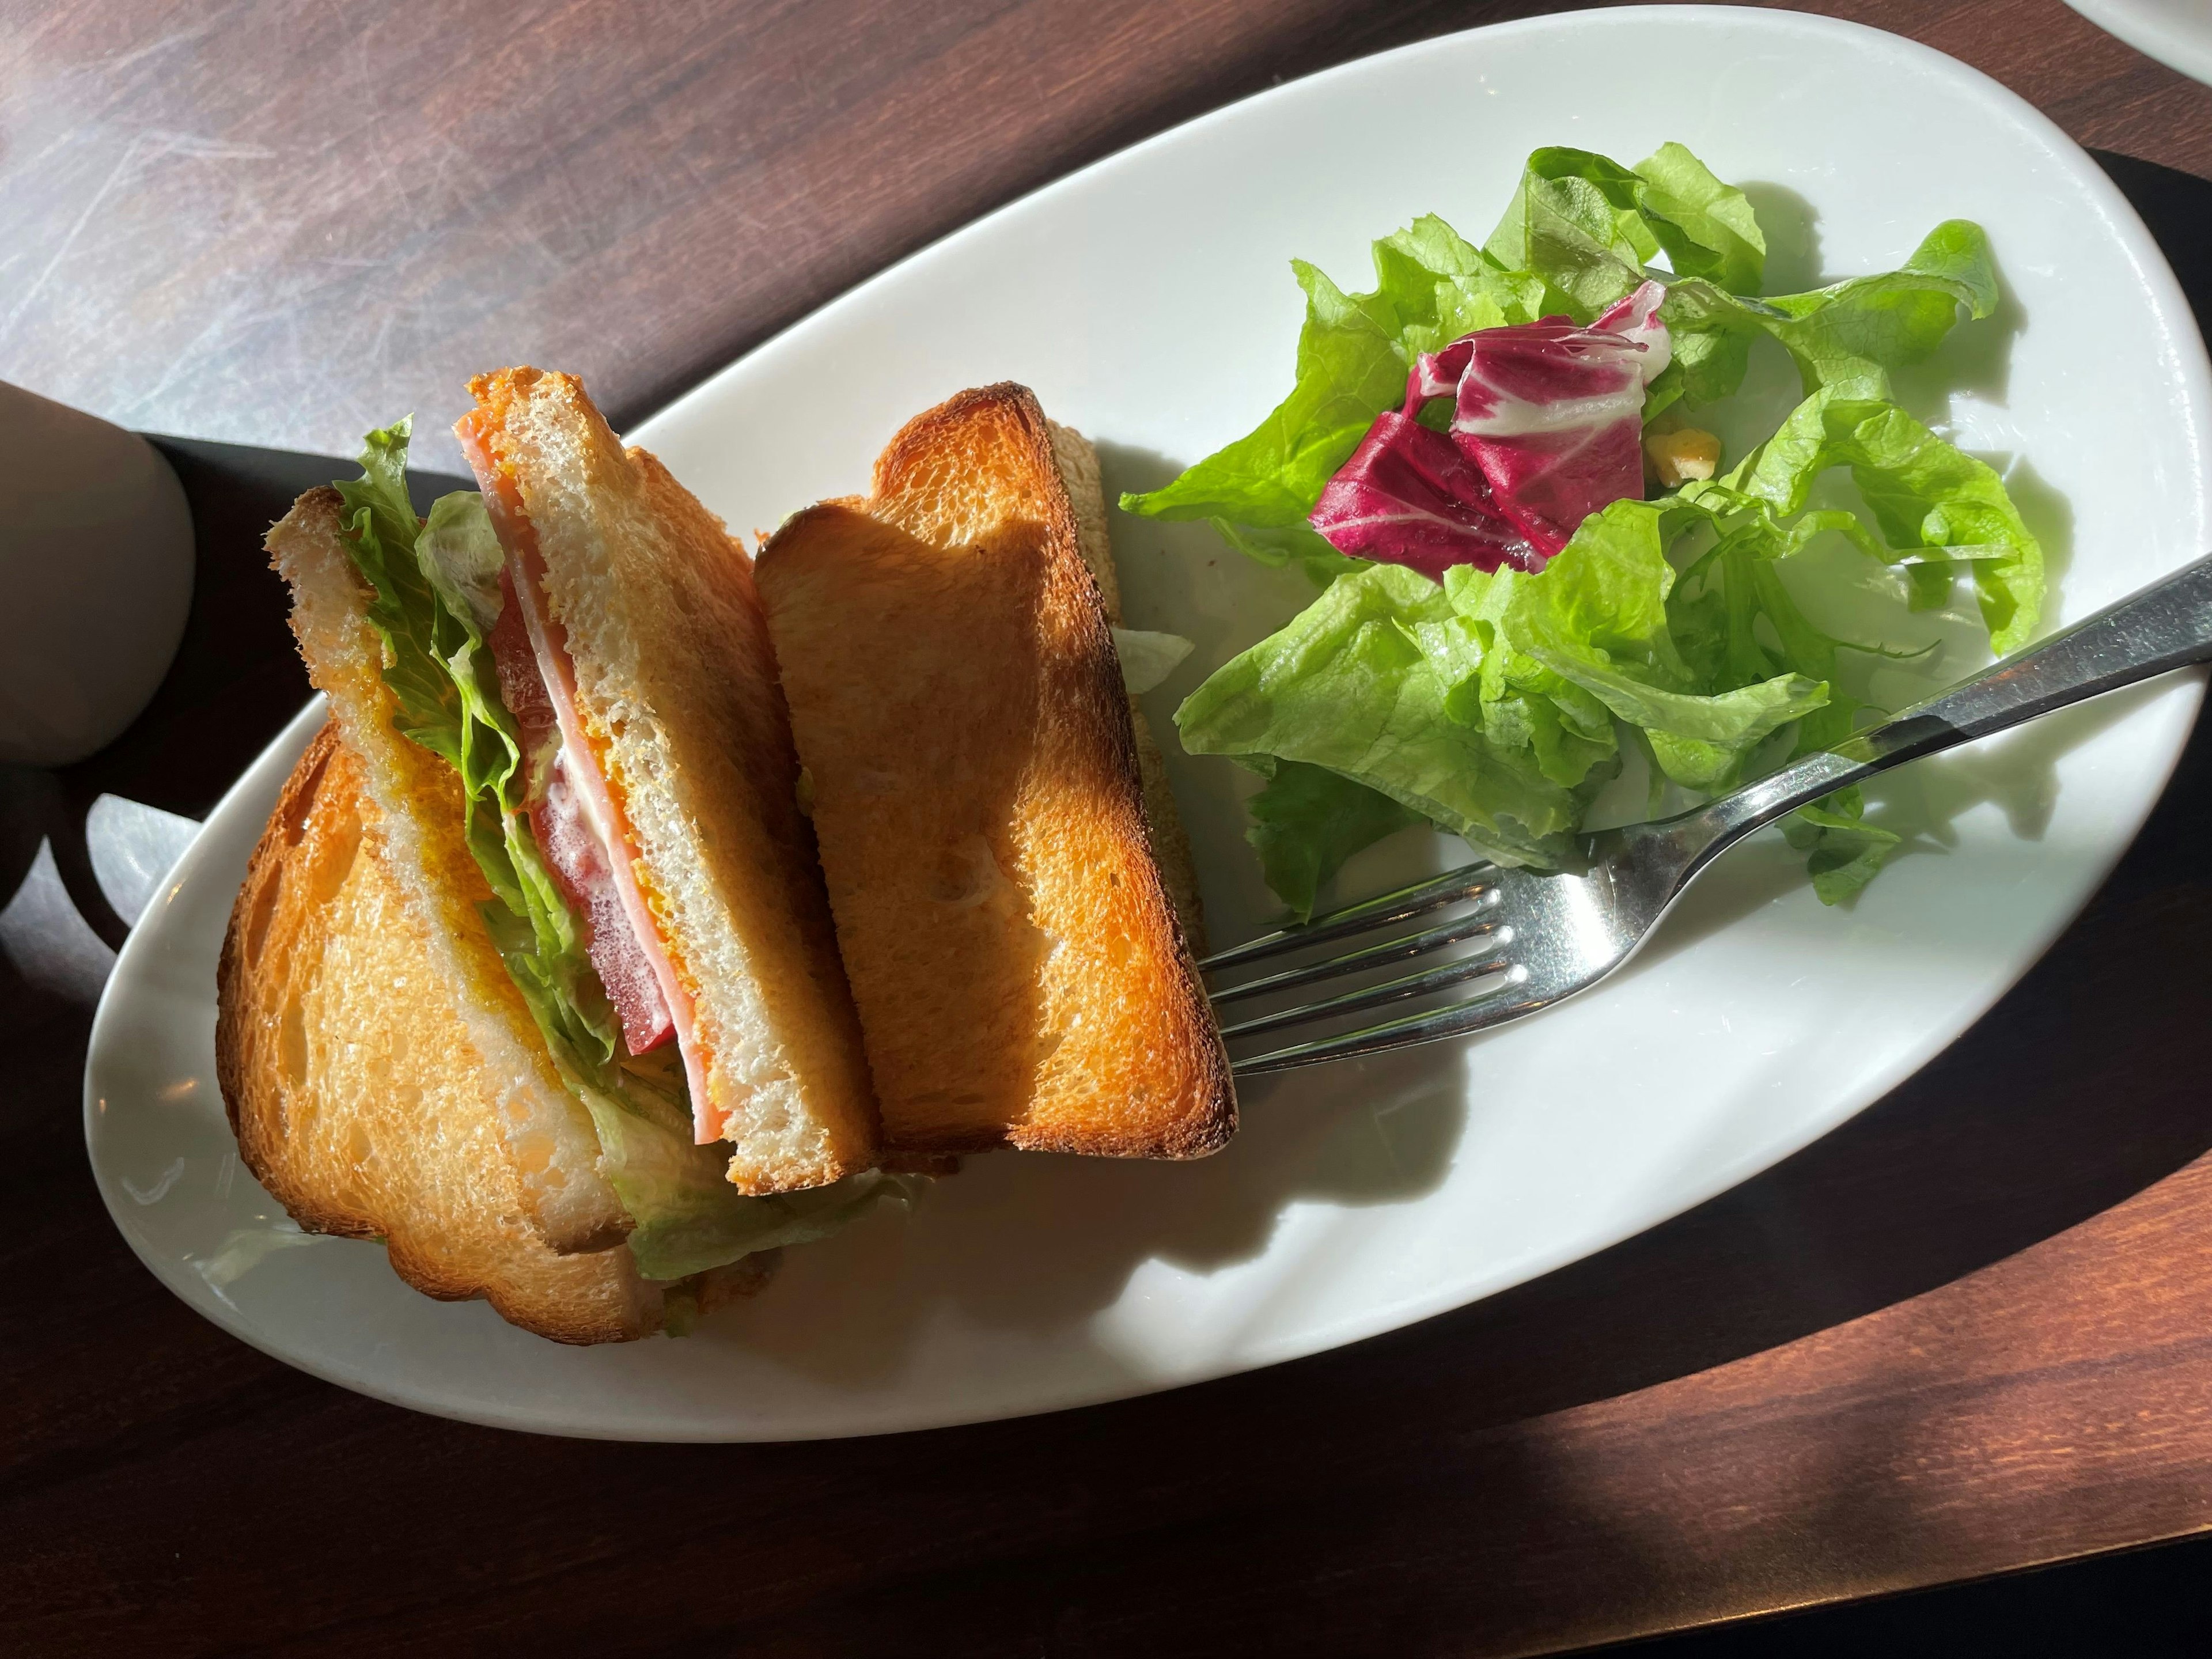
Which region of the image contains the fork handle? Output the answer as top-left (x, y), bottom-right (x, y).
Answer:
top-left (1683, 550), bottom-right (2212, 858)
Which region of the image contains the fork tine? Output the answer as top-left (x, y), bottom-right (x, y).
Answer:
top-left (1208, 909), bottom-right (1507, 1006)
top-left (1198, 859), bottom-right (1498, 974)
top-left (1217, 951), bottom-right (1513, 1041)
top-left (1229, 967), bottom-right (1548, 1075)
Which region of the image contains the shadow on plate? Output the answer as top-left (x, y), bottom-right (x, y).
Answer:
top-left (705, 1041), bottom-right (1469, 1389)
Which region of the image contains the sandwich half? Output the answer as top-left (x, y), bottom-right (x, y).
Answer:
top-left (458, 368), bottom-right (879, 1193)
top-left (755, 383), bottom-right (1234, 1159)
top-left (223, 387), bottom-right (904, 1335)
top-left (218, 725), bottom-right (772, 1342)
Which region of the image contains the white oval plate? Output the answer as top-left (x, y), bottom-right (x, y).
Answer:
top-left (2067, 1), bottom-right (2212, 88)
top-left (86, 6), bottom-right (2209, 1440)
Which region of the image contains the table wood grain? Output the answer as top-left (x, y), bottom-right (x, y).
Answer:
top-left (3, 2), bottom-right (2209, 1653)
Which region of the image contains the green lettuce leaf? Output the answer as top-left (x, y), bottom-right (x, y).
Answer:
top-left (1484, 147), bottom-right (1657, 316)
top-left (1654, 220), bottom-right (1999, 408)
top-left (417, 488), bottom-right (507, 634)
top-left (1243, 759), bottom-right (1426, 922)
top-left (1483, 151), bottom-right (1993, 408)
top-left (1449, 501), bottom-right (1829, 794)
top-left (334, 423), bottom-right (898, 1282)
top-left (1685, 387), bottom-right (2044, 653)
top-left (1485, 143), bottom-right (1765, 306)
top-left (1630, 141), bottom-right (1766, 295)
top-left (1120, 260), bottom-right (1409, 529)
top-left (1666, 537), bottom-right (1902, 899)
top-left (331, 419), bottom-right (468, 770)
top-left (1174, 561), bottom-right (1596, 867)
top-left (1758, 219), bottom-right (1998, 397)
top-left (1369, 214), bottom-right (1547, 354)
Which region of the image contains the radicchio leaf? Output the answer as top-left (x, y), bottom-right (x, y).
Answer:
top-left (1306, 412), bottom-right (1541, 578)
top-left (1309, 281), bottom-right (1671, 575)
top-left (1447, 279), bottom-right (1671, 556)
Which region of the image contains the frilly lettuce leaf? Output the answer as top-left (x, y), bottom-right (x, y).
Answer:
top-left (1757, 220), bottom-right (1999, 398)
top-left (1629, 142), bottom-right (1767, 295)
top-left (334, 424), bottom-right (904, 1282)
top-left (417, 489), bottom-right (506, 635)
top-left (1650, 221), bottom-right (1999, 408)
top-left (1120, 261), bottom-right (1409, 530)
top-left (1685, 387), bottom-right (2043, 652)
top-left (1485, 143), bottom-right (1765, 311)
top-left (1483, 150), bottom-right (1995, 407)
top-left (331, 419), bottom-right (467, 770)
top-left (1174, 560), bottom-right (1599, 868)
top-left (1243, 759), bottom-right (1426, 922)
top-left (1484, 148), bottom-right (1656, 317)
top-left (1453, 501), bottom-right (1830, 794)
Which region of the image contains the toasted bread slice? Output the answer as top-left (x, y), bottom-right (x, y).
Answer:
top-left (215, 726), bottom-right (772, 1343)
top-left (267, 488), bottom-right (627, 1252)
top-left (461, 370), bottom-right (880, 1194)
top-left (755, 383), bottom-right (1234, 1158)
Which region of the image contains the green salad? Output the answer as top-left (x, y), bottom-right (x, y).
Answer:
top-left (1123, 142), bottom-right (2041, 918)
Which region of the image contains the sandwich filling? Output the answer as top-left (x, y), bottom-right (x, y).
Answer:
top-left (486, 569), bottom-right (673, 1055)
top-left (325, 417), bottom-right (916, 1281)
top-left (460, 417), bottom-right (722, 1142)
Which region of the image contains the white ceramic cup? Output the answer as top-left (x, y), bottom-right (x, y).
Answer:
top-left (0, 382), bottom-right (194, 766)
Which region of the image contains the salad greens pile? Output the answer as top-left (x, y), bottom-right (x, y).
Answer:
top-left (335, 422), bottom-right (911, 1283)
top-left (1123, 142), bottom-right (2041, 917)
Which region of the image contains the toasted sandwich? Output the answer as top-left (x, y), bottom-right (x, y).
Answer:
top-left (218, 373), bottom-right (902, 1340)
top-left (755, 383), bottom-right (1234, 1158)
top-left (219, 726), bottom-right (774, 1342)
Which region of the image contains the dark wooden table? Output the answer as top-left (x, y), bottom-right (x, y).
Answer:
top-left (4, 2), bottom-right (2209, 1652)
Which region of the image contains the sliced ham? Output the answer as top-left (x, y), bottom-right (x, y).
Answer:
top-left (464, 418), bottom-right (716, 1137)
top-left (487, 574), bottom-right (675, 1054)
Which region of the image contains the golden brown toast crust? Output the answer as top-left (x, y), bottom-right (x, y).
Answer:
top-left (216, 727), bottom-right (671, 1344)
top-left (1044, 419), bottom-right (1207, 955)
top-left (756, 384), bottom-right (1234, 1159)
top-left (464, 370), bottom-right (881, 1194)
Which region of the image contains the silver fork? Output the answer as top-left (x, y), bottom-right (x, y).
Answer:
top-left (1205, 551), bottom-right (2212, 1075)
